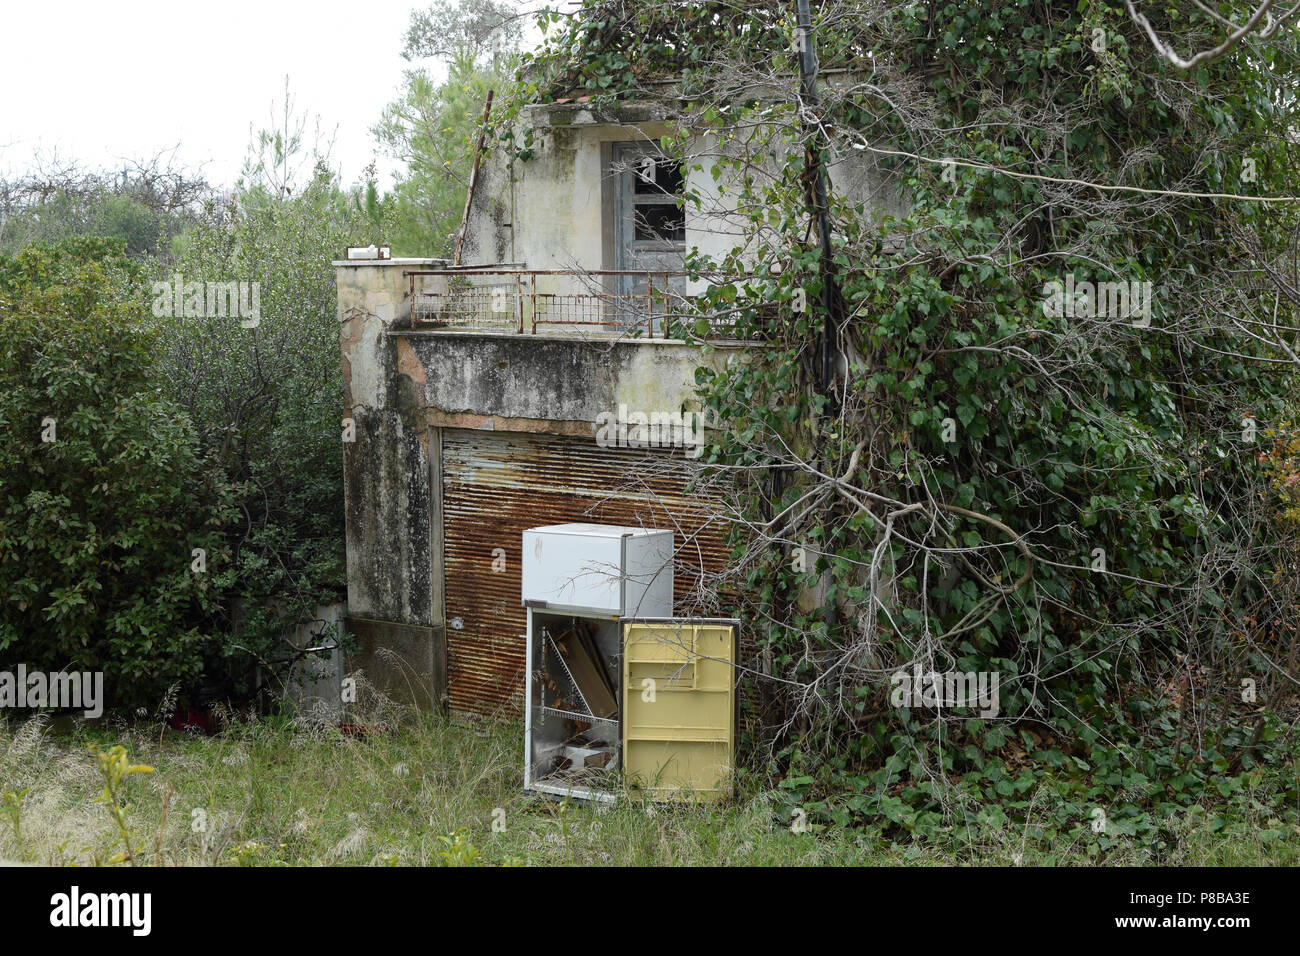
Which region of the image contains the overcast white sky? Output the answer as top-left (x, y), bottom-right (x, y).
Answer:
top-left (0, 0), bottom-right (461, 191)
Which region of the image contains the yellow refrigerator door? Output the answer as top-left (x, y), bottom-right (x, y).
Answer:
top-left (621, 619), bottom-right (736, 802)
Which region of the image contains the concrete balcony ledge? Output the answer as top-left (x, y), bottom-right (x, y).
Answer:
top-left (331, 256), bottom-right (447, 268)
top-left (385, 327), bottom-right (754, 348)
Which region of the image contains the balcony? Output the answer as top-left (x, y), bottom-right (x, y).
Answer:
top-left (405, 268), bottom-right (744, 339)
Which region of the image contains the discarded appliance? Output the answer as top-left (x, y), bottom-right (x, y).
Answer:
top-left (345, 244), bottom-right (392, 261)
top-left (522, 522), bottom-right (737, 803)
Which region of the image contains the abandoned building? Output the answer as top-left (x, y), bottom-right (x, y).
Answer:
top-left (335, 93), bottom-right (900, 720)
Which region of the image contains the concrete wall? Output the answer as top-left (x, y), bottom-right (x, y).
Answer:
top-left (459, 101), bottom-right (908, 296)
top-left (338, 258), bottom-right (446, 711)
top-left (402, 330), bottom-right (735, 430)
top-left (684, 131), bottom-right (909, 290)
top-left (277, 602), bottom-right (347, 720)
top-left (460, 105), bottom-right (678, 298)
top-left (460, 103), bottom-right (675, 274)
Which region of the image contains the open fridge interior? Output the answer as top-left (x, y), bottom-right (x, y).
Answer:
top-left (528, 611), bottom-right (621, 797)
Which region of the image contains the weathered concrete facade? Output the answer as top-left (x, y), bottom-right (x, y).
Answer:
top-left (337, 258), bottom-right (744, 713)
top-left (338, 259), bottom-right (444, 709)
top-left (338, 92), bottom-right (902, 716)
top-left (458, 99), bottom-right (907, 291)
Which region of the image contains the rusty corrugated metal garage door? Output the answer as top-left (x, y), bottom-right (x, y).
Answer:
top-left (442, 429), bottom-right (732, 717)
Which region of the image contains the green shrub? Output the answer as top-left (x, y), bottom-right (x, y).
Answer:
top-left (0, 238), bottom-right (237, 707)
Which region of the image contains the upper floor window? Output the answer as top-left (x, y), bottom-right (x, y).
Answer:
top-left (615, 144), bottom-right (685, 248)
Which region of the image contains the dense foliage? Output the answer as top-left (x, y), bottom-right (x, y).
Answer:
top-left (157, 164), bottom-right (383, 697)
top-left (0, 160), bottom-right (208, 260)
top-left (0, 144), bottom-right (386, 707)
top-left (0, 239), bottom-right (235, 704)
top-left (0, 5), bottom-right (491, 711)
top-left (516, 0), bottom-right (1300, 853)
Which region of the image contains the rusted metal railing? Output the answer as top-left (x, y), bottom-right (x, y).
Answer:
top-left (404, 268), bottom-right (728, 337)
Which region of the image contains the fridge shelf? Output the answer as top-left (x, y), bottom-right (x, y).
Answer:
top-left (544, 629), bottom-right (595, 716)
top-left (537, 705), bottom-right (618, 726)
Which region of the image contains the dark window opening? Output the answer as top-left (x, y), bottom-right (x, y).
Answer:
top-left (634, 204), bottom-right (686, 242)
top-left (633, 157), bottom-right (684, 197)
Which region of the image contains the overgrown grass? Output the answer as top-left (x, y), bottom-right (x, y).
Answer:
top-left (1, 706), bottom-right (1295, 866)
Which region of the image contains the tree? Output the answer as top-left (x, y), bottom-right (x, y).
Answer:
top-left (155, 96), bottom-right (386, 698)
top-left (374, 1), bottom-right (523, 256)
top-left (0, 154), bottom-right (209, 260)
top-left (242, 77), bottom-right (339, 201)
top-left (402, 0), bottom-right (526, 64)
top-left (1124, 0), bottom-right (1300, 69)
